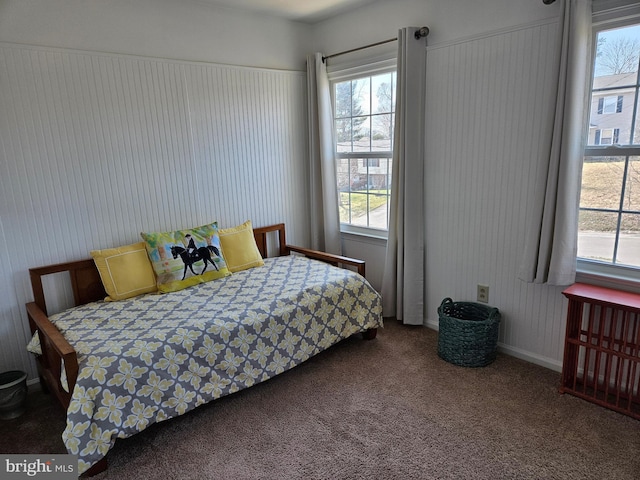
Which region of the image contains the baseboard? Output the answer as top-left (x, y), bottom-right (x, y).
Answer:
top-left (26, 377), bottom-right (42, 388)
top-left (425, 319), bottom-right (563, 373)
top-left (495, 343), bottom-right (562, 373)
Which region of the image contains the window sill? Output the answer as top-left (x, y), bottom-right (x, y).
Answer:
top-left (576, 259), bottom-right (640, 294)
top-left (340, 224), bottom-right (388, 243)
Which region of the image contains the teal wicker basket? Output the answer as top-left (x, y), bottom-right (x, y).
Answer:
top-left (437, 298), bottom-right (501, 367)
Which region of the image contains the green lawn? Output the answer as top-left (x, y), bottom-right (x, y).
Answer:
top-left (339, 190), bottom-right (388, 222)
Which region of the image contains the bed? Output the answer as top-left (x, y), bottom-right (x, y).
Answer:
top-left (25, 223), bottom-right (383, 476)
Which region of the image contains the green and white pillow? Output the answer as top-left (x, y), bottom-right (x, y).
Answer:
top-left (141, 222), bottom-right (230, 293)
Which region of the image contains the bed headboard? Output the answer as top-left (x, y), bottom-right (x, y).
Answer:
top-left (251, 223), bottom-right (286, 258)
top-left (28, 223), bottom-right (287, 315)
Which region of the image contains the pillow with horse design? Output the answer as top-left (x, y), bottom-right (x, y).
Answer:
top-left (141, 222), bottom-right (230, 293)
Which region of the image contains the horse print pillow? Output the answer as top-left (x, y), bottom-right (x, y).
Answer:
top-left (141, 222), bottom-right (231, 293)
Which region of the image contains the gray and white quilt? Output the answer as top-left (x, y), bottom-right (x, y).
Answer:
top-left (28, 255), bottom-right (383, 474)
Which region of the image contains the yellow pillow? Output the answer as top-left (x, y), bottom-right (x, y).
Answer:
top-left (90, 242), bottom-right (157, 301)
top-left (219, 220), bottom-right (265, 273)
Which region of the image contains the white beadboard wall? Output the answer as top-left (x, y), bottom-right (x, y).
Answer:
top-left (423, 19), bottom-right (569, 370)
top-left (0, 43), bottom-right (309, 380)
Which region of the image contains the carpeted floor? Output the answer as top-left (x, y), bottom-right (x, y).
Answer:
top-left (2, 320), bottom-right (639, 479)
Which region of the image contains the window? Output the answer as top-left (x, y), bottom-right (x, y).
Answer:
top-left (593, 127), bottom-right (620, 144)
top-left (579, 21), bottom-right (640, 276)
top-left (367, 158), bottom-right (380, 168)
top-left (597, 95), bottom-right (623, 114)
top-left (332, 70), bottom-right (396, 233)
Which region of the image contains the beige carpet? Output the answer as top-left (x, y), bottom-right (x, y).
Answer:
top-left (3, 320), bottom-right (639, 479)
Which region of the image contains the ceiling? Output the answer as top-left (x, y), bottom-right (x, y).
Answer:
top-left (196, 0), bottom-right (381, 23)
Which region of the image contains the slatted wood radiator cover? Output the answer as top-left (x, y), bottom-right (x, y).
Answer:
top-left (561, 283), bottom-right (640, 420)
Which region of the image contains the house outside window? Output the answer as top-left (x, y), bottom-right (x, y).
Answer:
top-left (331, 68), bottom-right (396, 234)
top-left (579, 19), bottom-right (640, 279)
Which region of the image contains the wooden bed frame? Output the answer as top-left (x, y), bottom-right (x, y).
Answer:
top-left (25, 223), bottom-right (375, 476)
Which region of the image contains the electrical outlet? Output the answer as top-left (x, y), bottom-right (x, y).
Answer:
top-left (477, 284), bottom-right (489, 303)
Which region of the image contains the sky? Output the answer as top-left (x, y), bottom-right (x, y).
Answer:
top-left (594, 24), bottom-right (640, 77)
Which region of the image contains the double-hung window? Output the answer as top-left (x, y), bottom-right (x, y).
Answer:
top-left (579, 18), bottom-right (640, 281)
top-left (330, 65), bottom-right (396, 235)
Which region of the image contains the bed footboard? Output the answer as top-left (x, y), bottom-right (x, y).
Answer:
top-left (26, 301), bottom-right (78, 409)
top-left (285, 245), bottom-right (366, 278)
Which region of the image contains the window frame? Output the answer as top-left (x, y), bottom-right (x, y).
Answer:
top-left (577, 11), bottom-right (640, 288)
top-left (328, 58), bottom-right (397, 238)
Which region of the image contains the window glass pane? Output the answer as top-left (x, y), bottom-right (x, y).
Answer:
top-left (337, 158), bottom-right (350, 192)
top-left (335, 81), bottom-right (352, 118)
top-left (372, 73), bottom-right (394, 114)
top-left (366, 159), bottom-right (384, 187)
top-left (588, 25), bottom-right (640, 146)
top-left (369, 191), bottom-right (389, 229)
top-left (353, 78), bottom-right (370, 116)
top-left (594, 26), bottom-right (640, 78)
top-left (577, 210), bottom-right (619, 262)
top-left (588, 89), bottom-right (633, 145)
top-left (350, 165), bottom-right (364, 190)
top-left (372, 113), bottom-right (392, 151)
top-left (349, 192), bottom-right (369, 226)
top-left (337, 167), bottom-right (392, 229)
top-left (578, 209), bottom-right (619, 232)
top-left (338, 191), bottom-right (351, 224)
top-left (623, 157), bottom-right (640, 211)
top-left (335, 119), bottom-right (352, 152)
top-left (618, 213), bottom-right (640, 267)
top-left (580, 156), bottom-right (625, 209)
top-left (352, 116), bottom-right (371, 152)
top-left (350, 161), bottom-right (365, 191)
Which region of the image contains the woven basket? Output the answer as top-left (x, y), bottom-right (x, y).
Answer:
top-left (437, 298), bottom-right (501, 367)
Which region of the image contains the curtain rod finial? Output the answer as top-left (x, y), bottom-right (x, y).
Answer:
top-left (414, 26), bottom-right (429, 40)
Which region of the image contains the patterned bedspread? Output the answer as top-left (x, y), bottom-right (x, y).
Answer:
top-left (28, 255), bottom-right (383, 474)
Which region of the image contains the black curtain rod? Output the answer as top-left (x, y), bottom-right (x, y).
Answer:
top-left (322, 26), bottom-right (429, 63)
